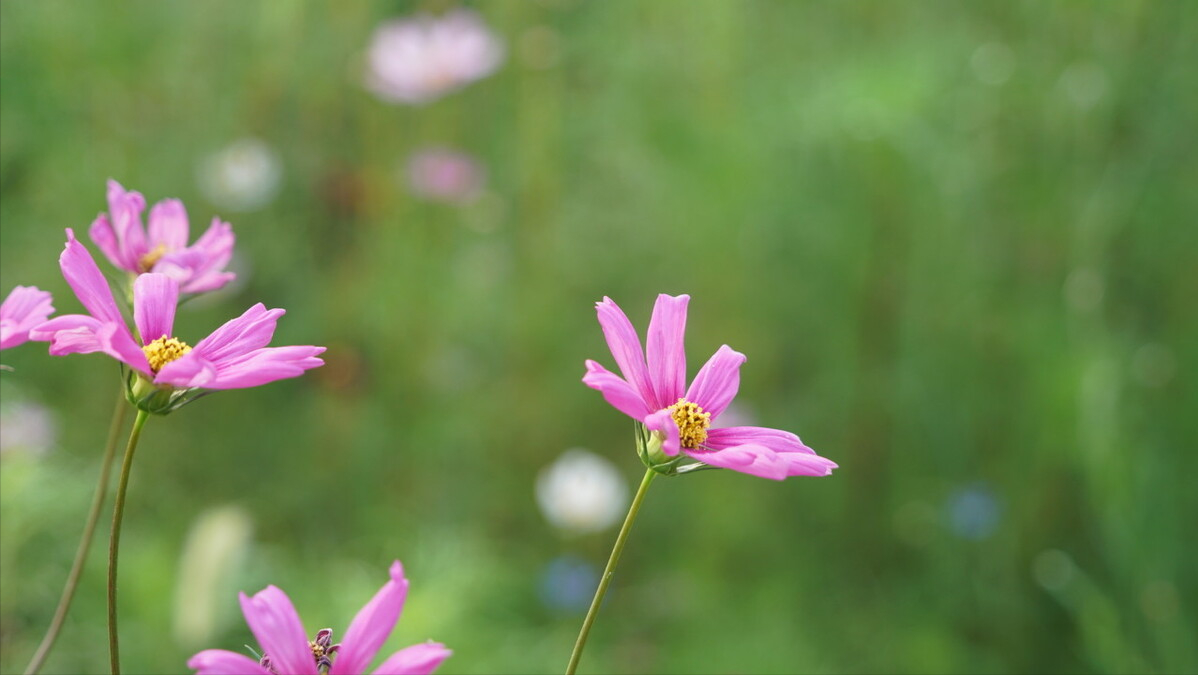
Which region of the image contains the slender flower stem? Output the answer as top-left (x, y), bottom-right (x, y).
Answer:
top-left (566, 467), bottom-right (657, 675)
top-left (107, 409), bottom-right (149, 675)
top-left (23, 392), bottom-right (129, 675)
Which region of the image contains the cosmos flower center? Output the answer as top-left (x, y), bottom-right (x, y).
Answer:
top-left (141, 335), bottom-right (192, 372)
top-left (138, 243), bottom-right (169, 272)
top-left (668, 398), bottom-right (711, 449)
top-left (259, 628), bottom-right (339, 674)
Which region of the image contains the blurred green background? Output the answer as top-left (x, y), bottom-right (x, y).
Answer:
top-left (1, 1), bottom-right (1195, 673)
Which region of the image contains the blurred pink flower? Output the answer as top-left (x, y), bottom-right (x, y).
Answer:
top-left (30, 230), bottom-right (323, 402)
top-left (89, 179), bottom-right (236, 293)
top-left (0, 286), bottom-right (54, 349)
top-left (188, 560), bottom-right (450, 675)
top-left (583, 294), bottom-right (839, 480)
top-left (364, 10), bottom-right (504, 104)
top-left (405, 148), bottom-right (484, 203)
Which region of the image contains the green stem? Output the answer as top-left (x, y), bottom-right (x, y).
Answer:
top-left (24, 393), bottom-right (129, 675)
top-left (107, 409), bottom-right (149, 675)
top-left (565, 467), bottom-right (657, 675)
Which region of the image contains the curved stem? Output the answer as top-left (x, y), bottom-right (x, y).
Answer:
top-left (24, 392), bottom-right (129, 675)
top-left (565, 467), bottom-right (656, 675)
top-left (107, 409), bottom-right (149, 675)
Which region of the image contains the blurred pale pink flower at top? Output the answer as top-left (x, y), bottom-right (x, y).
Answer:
top-left (189, 560), bottom-right (450, 675)
top-left (90, 179), bottom-right (236, 294)
top-left (1, 286), bottom-right (54, 350)
top-left (583, 294), bottom-right (839, 480)
top-left (405, 148), bottom-right (485, 203)
top-left (365, 10), bottom-right (504, 104)
top-left (30, 230), bottom-right (323, 412)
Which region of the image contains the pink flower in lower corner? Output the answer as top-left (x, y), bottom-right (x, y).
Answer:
top-left (189, 561), bottom-right (450, 675)
top-left (89, 178), bottom-right (236, 293)
top-left (30, 230), bottom-right (323, 412)
top-left (583, 294), bottom-right (838, 481)
top-left (1, 286), bottom-right (54, 349)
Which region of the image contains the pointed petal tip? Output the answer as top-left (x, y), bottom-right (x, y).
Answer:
top-left (389, 560), bottom-right (406, 583)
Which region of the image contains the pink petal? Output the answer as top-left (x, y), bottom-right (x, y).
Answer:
top-left (684, 345), bottom-right (745, 419)
top-left (202, 346), bottom-right (325, 390)
top-left (238, 587), bottom-right (318, 675)
top-left (28, 315), bottom-right (107, 355)
top-left (106, 179), bottom-right (148, 269)
top-left (595, 297), bottom-right (656, 408)
top-left (683, 443), bottom-right (790, 480)
top-left (46, 234), bottom-right (150, 373)
top-left (372, 642), bottom-right (452, 675)
top-left (187, 649), bottom-right (272, 675)
top-left (96, 320), bottom-right (152, 374)
top-left (158, 217), bottom-right (236, 294)
top-left (193, 304), bottom-right (284, 362)
top-left (133, 274), bottom-right (179, 344)
top-left (147, 198), bottom-right (189, 250)
top-left (645, 294), bottom-right (688, 410)
top-left (330, 561), bottom-right (410, 675)
top-left (60, 229), bottom-right (126, 326)
top-left (151, 249), bottom-right (206, 288)
top-left (88, 213), bottom-right (127, 272)
top-left (154, 352), bottom-right (218, 389)
top-left (778, 452), bottom-right (838, 477)
top-left (706, 426), bottom-right (817, 455)
top-left (0, 286), bottom-right (54, 349)
top-left (644, 408), bottom-right (682, 457)
top-left (582, 360), bottom-right (651, 420)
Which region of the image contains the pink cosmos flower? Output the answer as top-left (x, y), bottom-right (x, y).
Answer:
top-left (0, 286), bottom-right (54, 349)
top-left (30, 230), bottom-right (323, 406)
top-left (89, 179), bottom-right (236, 294)
top-left (364, 10), bottom-right (504, 105)
top-left (583, 294), bottom-right (839, 481)
top-left (188, 560), bottom-right (450, 675)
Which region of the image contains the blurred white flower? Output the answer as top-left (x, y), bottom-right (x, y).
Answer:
top-left (536, 449), bottom-right (628, 535)
top-left (404, 148), bottom-right (486, 203)
top-left (364, 10), bottom-right (504, 104)
top-left (172, 505), bottom-right (254, 648)
top-left (0, 398), bottom-right (56, 457)
top-left (197, 138), bottom-right (282, 212)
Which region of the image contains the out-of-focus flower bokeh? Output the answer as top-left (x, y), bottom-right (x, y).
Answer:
top-left (1, 2), bottom-right (1195, 673)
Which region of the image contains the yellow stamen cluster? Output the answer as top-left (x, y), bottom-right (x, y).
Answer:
top-left (138, 243), bottom-right (169, 272)
top-left (310, 641), bottom-right (325, 660)
top-left (668, 398), bottom-right (711, 449)
top-left (142, 335), bottom-right (192, 372)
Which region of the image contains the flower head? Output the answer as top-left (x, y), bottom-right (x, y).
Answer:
top-left (89, 179), bottom-right (236, 294)
top-left (583, 294), bottom-right (838, 480)
top-left (188, 560), bottom-right (451, 675)
top-left (364, 10), bottom-right (504, 105)
top-left (30, 230), bottom-right (323, 413)
top-left (1, 286), bottom-right (54, 350)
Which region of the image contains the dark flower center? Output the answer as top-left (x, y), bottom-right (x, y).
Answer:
top-left (258, 628), bottom-right (340, 674)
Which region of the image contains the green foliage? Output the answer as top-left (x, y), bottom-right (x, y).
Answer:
top-left (1, 1), bottom-right (1195, 673)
